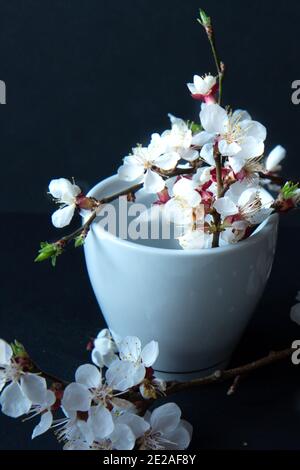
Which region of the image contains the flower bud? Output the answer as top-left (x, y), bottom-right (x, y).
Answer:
top-left (76, 195), bottom-right (99, 210)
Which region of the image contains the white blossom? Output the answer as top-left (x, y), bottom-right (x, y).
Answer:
top-left (198, 104), bottom-right (266, 173)
top-left (54, 409), bottom-right (94, 448)
top-left (106, 337), bottom-right (159, 391)
top-left (48, 178), bottom-right (81, 228)
top-left (118, 146), bottom-right (172, 194)
top-left (0, 340), bottom-right (32, 418)
top-left (138, 402), bottom-right (192, 450)
top-left (118, 115), bottom-right (200, 193)
top-left (95, 412), bottom-right (149, 450)
top-left (213, 181), bottom-right (273, 225)
top-left (92, 329), bottom-right (118, 368)
top-left (165, 178), bottom-right (202, 226)
top-left (187, 74), bottom-right (217, 96)
top-left (23, 375), bottom-right (56, 439)
top-left (178, 229), bottom-right (205, 250)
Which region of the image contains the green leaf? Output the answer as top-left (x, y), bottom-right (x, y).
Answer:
top-left (186, 120), bottom-right (203, 134)
top-left (199, 8), bottom-right (211, 26)
top-left (74, 234), bottom-right (85, 248)
top-left (280, 181), bottom-right (299, 200)
top-left (35, 241), bottom-right (63, 266)
top-left (10, 340), bottom-right (28, 358)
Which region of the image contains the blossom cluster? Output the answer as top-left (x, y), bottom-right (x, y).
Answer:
top-left (0, 331), bottom-right (192, 451)
top-left (43, 72), bottom-right (296, 253)
top-left (117, 96), bottom-right (287, 249)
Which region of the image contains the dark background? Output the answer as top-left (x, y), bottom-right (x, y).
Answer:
top-left (1, 0), bottom-right (300, 452)
top-left (0, 0), bottom-right (300, 214)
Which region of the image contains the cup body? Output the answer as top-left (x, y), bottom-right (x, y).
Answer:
top-left (84, 176), bottom-right (278, 381)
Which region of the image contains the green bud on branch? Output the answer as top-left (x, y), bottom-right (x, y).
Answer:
top-left (186, 120), bottom-right (203, 134)
top-left (280, 181), bottom-right (299, 200)
top-left (34, 241), bottom-right (64, 267)
top-left (10, 340), bottom-right (28, 359)
top-left (199, 8), bottom-right (211, 27)
top-left (74, 233), bottom-right (86, 248)
top-left (198, 8), bottom-right (212, 37)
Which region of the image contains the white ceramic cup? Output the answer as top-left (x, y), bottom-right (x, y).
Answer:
top-left (84, 175), bottom-right (279, 381)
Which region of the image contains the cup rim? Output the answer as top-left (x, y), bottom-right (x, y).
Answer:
top-left (87, 175), bottom-right (278, 257)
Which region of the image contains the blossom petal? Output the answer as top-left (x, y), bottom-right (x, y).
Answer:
top-left (172, 178), bottom-right (196, 200)
top-left (20, 374), bottom-right (47, 404)
top-left (111, 423), bottom-right (136, 450)
top-left (75, 364), bottom-right (102, 389)
top-left (191, 131), bottom-right (215, 147)
top-left (63, 440), bottom-right (91, 450)
top-left (97, 328), bottom-right (110, 339)
top-left (221, 221), bottom-right (248, 244)
top-left (92, 349), bottom-right (118, 369)
top-left (235, 136), bottom-right (265, 160)
top-left (0, 382), bottom-right (32, 418)
top-left (181, 149), bottom-right (199, 162)
top-left (228, 155), bottom-right (247, 174)
top-left (178, 229), bottom-right (206, 250)
top-left (141, 341), bottom-right (159, 368)
top-left (213, 197), bottom-right (239, 217)
top-left (88, 405), bottom-right (114, 440)
top-left (117, 412), bottom-right (150, 438)
top-left (155, 152), bottom-right (180, 170)
top-left (163, 422), bottom-right (192, 450)
top-left (164, 199), bottom-right (193, 225)
top-left (187, 83), bottom-right (196, 94)
top-left (226, 180), bottom-right (253, 205)
top-left (45, 390), bottom-right (56, 408)
top-left (48, 178), bottom-right (81, 201)
top-left (241, 120), bottom-right (267, 142)
top-left (0, 339), bottom-right (13, 365)
top-left (119, 336), bottom-right (142, 363)
top-left (32, 410), bottom-right (53, 439)
top-left (77, 419), bottom-right (95, 446)
top-left (232, 109), bottom-right (252, 122)
top-left (266, 145), bottom-right (286, 172)
top-left (51, 204), bottom-right (76, 228)
top-left (0, 371), bottom-right (6, 392)
top-left (200, 143), bottom-right (215, 166)
top-left (193, 167), bottom-right (212, 185)
top-left (200, 103), bottom-right (228, 134)
top-left (118, 162), bottom-right (144, 182)
top-left (218, 140), bottom-right (241, 157)
top-left (150, 402), bottom-right (181, 434)
top-left (143, 170), bottom-right (165, 194)
top-left (106, 360), bottom-right (145, 391)
top-left (61, 383), bottom-right (92, 412)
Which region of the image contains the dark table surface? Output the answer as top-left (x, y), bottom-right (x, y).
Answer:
top-left (1, 213), bottom-right (300, 451)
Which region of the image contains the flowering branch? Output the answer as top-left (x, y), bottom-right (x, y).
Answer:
top-left (0, 332), bottom-right (294, 451)
top-left (27, 347), bottom-right (294, 396)
top-left (198, 9), bottom-right (225, 105)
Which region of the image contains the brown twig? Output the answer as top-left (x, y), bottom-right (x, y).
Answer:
top-left (166, 348), bottom-right (293, 395)
top-left (227, 375), bottom-right (242, 396)
top-left (211, 152), bottom-right (223, 248)
top-left (56, 183), bottom-right (144, 247)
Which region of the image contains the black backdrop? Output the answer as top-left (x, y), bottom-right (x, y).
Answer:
top-left (0, 0), bottom-right (300, 214)
top-left (1, 1), bottom-right (300, 452)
